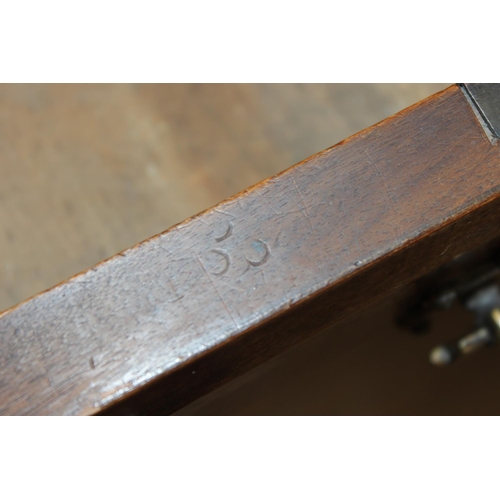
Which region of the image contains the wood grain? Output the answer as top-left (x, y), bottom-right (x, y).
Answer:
top-left (1, 84), bottom-right (499, 415)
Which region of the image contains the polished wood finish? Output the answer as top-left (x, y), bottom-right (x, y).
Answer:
top-left (1, 84), bottom-right (499, 415)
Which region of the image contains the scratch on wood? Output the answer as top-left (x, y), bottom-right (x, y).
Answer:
top-left (260, 269), bottom-right (267, 285)
top-left (260, 191), bottom-right (279, 217)
top-left (258, 190), bottom-right (304, 220)
top-left (293, 179), bottom-right (310, 219)
top-left (194, 253), bottom-right (239, 331)
top-left (440, 244), bottom-right (451, 256)
top-left (214, 208), bottom-right (236, 218)
top-left (291, 179), bottom-right (330, 277)
top-left (167, 277), bottom-right (184, 302)
top-left (292, 179), bottom-right (315, 234)
top-left (196, 217), bottom-right (209, 226)
top-left (158, 246), bottom-right (192, 264)
top-left (365, 150), bottom-right (401, 236)
top-left (27, 374), bottom-right (73, 416)
top-left (227, 283), bottom-right (246, 294)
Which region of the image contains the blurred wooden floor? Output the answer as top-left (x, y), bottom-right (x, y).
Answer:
top-left (0, 84), bottom-right (448, 313)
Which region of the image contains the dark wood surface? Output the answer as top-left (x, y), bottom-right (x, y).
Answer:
top-left (2, 84), bottom-right (500, 415)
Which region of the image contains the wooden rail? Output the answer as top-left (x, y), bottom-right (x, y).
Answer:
top-left (1, 84), bottom-right (500, 415)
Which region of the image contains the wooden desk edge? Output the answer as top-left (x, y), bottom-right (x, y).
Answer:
top-left (3, 84), bottom-right (500, 415)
